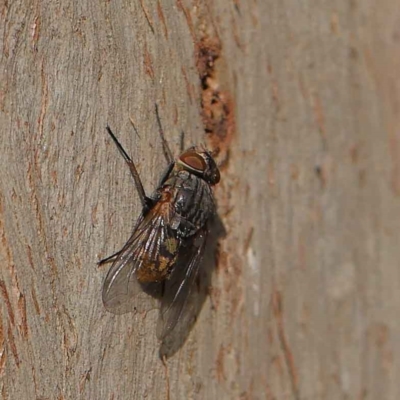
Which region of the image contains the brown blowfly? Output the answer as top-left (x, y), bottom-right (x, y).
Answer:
top-left (100, 106), bottom-right (220, 340)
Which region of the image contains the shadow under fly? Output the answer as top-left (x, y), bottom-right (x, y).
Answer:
top-left (100, 105), bottom-right (224, 357)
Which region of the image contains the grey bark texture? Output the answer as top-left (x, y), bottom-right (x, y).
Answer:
top-left (1, 0), bottom-right (400, 399)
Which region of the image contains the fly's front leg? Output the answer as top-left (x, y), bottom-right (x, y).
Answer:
top-left (179, 130), bottom-right (185, 153)
top-left (106, 126), bottom-right (152, 210)
top-left (155, 104), bottom-right (174, 165)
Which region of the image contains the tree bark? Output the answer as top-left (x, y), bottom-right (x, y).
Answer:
top-left (1, 0), bottom-right (400, 399)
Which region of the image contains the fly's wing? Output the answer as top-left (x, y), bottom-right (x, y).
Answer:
top-left (102, 203), bottom-right (176, 314)
top-left (157, 227), bottom-right (207, 340)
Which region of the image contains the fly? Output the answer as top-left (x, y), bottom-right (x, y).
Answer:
top-left (100, 106), bottom-right (220, 340)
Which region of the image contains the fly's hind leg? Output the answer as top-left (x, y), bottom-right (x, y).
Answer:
top-left (98, 249), bottom-right (121, 266)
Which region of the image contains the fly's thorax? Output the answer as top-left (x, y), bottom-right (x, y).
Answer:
top-left (161, 170), bottom-right (215, 238)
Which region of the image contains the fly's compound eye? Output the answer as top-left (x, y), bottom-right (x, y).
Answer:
top-left (178, 149), bottom-right (221, 185)
top-left (179, 151), bottom-right (207, 173)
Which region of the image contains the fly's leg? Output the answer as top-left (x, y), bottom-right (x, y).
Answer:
top-left (155, 104), bottom-right (174, 165)
top-left (106, 126), bottom-right (153, 210)
top-left (179, 130), bottom-right (185, 153)
top-left (98, 249), bottom-right (121, 266)
top-left (129, 116), bottom-right (141, 139)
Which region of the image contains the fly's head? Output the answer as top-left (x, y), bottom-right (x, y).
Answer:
top-left (177, 147), bottom-right (220, 185)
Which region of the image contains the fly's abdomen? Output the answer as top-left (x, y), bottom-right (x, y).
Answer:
top-left (136, 223), bottom-right (180, 283)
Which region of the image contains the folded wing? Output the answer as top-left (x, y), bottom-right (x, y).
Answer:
top-left (157, 227), bottom-right (207, 339)
top-left (102, 203), bottom-right (178, 314)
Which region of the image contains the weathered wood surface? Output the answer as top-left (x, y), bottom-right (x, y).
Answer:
top-left (1, 0), bottom-right (400, 399)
